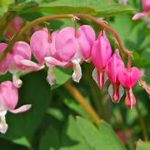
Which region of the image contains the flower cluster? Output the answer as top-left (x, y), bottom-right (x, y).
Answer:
top-left (0, 81), bottom-right (31, 134)
top-left (132, 0), bottom-right (150, 24)
top-left (0, 23), bottom-right (140, 133)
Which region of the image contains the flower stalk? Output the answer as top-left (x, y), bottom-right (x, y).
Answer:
top-left (0, 13), bottom-right (132, 67)
top-left (64, 81), bottom-right (101, 126)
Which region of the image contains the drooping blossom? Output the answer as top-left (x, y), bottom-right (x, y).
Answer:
top-left (0, 43), bottom-right (11, 74)
top-left (0, 81), bottom-right (31, 134)
top-left (132, 0), bottom-right (150, 24)
top-left (44, 25), bottom-right (96, 85)
top-left (30, 28), bottom-right (60, 85)
top-left (106, 49), bottom-right (125, 103)
top-left (5, 17), bottom-right (24, 40)
top-left (0, 42), bottom-right (43, 88)
top-left (91, 31), bottom-right (112, 89)
top-left (118, 67), bottom-right (140, 108)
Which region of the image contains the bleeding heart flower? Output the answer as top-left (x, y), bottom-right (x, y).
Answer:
top-left (0, 41), bottom-right (43, 88)
top-left (30, 28), bottom-right (60, 85)
top-left (45, 25), bottom-right (95, 85)
top-left (5, 17), bottom-right (24, 40)
top-left (106, 49), bottom-right (125, 103)
top-left (118, 67), bottom-right (140, 108)
top-left (91, 31), bottom-right (112, 88)
top-left (0, 81), bottom-right (31, 134)
top-left (0, 43), bottom-right (11, 74)
top-left (132, 0), bottom-right (150, 24)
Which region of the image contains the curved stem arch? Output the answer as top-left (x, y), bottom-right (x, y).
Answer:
top-left (0, 13), bottom-right (132, 65)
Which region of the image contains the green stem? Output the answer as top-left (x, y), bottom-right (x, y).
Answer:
top-left (64, 81), bottom-right (101, 126)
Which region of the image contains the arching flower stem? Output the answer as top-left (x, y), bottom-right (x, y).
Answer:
top-left (0, 13), bottom-right (132, 67)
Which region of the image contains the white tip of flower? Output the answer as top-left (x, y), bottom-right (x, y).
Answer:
top-left (92, 68), bottom-right (98, 85)
top-left (108, 84), bottom-right (113, 100)
top-left (13, 74), bottom-right (23, 88)
top-left (47, 66), bottom-right (56, 86)
top-left (108, 84), bottom-right (124, 103)
top-left (0, 111), bottom-right (8, 134)
top-left (9, 104), bottom-right (32, 114)
top-left (0, 122), bottom-right (8, 134)
top-left (72, 60), bottom-right (82, 83)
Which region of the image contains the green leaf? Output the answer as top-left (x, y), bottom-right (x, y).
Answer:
top-left (136, 141), bottom-right (150, 150)
top-left (0, 0), bottom-right (14, 16)
top-left (12, 137), bottom-right (31, 148)
top-left (60, 116), bottom-right (91, 150)
top-left (9, 0), bottom-right (135, 17)
top-left (76, 117), bottom-right (126, 150)
top-left (51, 67), bottom-right (71, 89)
top-left (39, 116), bottom-right (91, 150)
top-left (39, 126), bottom-right (59, 150)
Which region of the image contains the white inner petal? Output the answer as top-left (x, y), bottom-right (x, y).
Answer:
top-left (92, 68), bottom-right (98, 85)
top-left (12, 72), bottom-right (22, 88)
top-left (72, 59), bottom-right (82, 83)
top-left (47, 66), bottom-right (56, 86)
top-left (0, 110), bottom-right (8, 134)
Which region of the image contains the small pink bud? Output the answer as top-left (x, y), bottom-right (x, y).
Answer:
top-left (106, 50), bottom-right (125, 102)
top-left (91, 31), bottom-right (112, 88)
top-left (125, 89), bottom-right (136, 108)
top-left (5, 17), bottom-right (24, 39)
top-left (92, 31), bottom-right (112, 70)
top-left (118, 67), bottom-right (140, 89)
top-left (0, 43), bottom-right (11, 74)
top-left (132, 0), bottom-right (150, 21)
top-left (118, 67), bottom-right (140, 108)
top-left (142, 0), bottom-right (150, 12)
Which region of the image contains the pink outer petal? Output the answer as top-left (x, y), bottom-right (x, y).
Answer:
top-left (49, 31), bottom-right (59, 57)
top-left (77, 25), bottom-right (96, 59)
top-left (142, 0), bottom-right (150, 12)
top-left (0, 81), bottom-right (18, 110)
top-left (30, 29), bottom-right (50, 64)
top-left (118, 67), bottom-right (140, 89)
top-left (45, 57), bottom-right (69, 67)
top-left (0, 43), bottom-right (11, 74)
top-left (55, 27), bottom-right (76, 61)
top-left (91, 31), bottom-right (112, 70)
top-left (9, 104), bottom-right (31, 114)
top-left (11, 17), bottom-right (23, 31)
top-left (132, 12), bottom-right (146, 20)
top-left (12, 41), bottom-right (31, 59)
top-left (20, 59), bottom-right (45, 72)
top-left (106, 49), bottom-right (125, 84)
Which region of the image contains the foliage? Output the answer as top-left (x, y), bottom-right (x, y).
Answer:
top-left (0, 0), bottom-right (150, 150)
